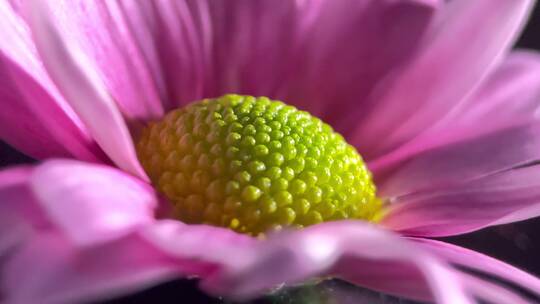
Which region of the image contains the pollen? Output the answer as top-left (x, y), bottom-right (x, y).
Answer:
top-left (137, 95), bottom-right (382, 235)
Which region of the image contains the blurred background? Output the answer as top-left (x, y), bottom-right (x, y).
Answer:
top-left (2, 5), bottom-right (540, 304)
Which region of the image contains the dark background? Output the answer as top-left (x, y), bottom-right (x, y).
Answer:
top-left (2, 5), bottom-right (540, 304)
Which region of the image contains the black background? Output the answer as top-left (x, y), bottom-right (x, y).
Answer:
top-left (2, 5), bottom-right (540, 304)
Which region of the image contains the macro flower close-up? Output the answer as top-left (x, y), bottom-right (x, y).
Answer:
top-left (3, 0), bottom-right (540, 303)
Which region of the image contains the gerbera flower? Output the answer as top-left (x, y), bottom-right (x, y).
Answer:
top-left (2, 0), bottom-right (540, 303)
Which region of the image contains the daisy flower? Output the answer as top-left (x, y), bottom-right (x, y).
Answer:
top-left (2, 1), bottom-right (540, 303)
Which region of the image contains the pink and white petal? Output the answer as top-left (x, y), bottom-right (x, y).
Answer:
top-left (382, 165), bottom-right (540, 237)
top-left (412, 238), bottom-right (540, 299)
top-left (352, 0), bottom-right (534, 159)
top-left (27, 1), bottom-right (148, 179)
top-left (29, 160), bottom-right (158, 247)
top-left (372, 121), bottom-right (540, 197)
top-left (29, 1), bottom-right (165, 122)
top-left (141, 221), bottom-right (472, 303)
top-left (0, 1), bottom-right (105, 162)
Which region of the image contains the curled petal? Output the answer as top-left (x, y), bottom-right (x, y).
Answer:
top-left (27, 0), bottom-right (148, 179)
top-left (29, 160), bottom-right (157, 246)
top-left (0, 160), bottom-right (158, 247)
top-left (8, 219), bottom-right (531, 304)
top-left (141, 221), bottom-right (472, 303)
top-left (412, 238), bottom-right (540, 300)
top-left (460, 274), bottom-right (533, 304)
top-left (4, 166), bottom-right (475, 303)
top-left (352, 0), bottom-right (534, 159)
top-left (0, 163), bottom-right (477, 303)
top-left (0, 1), bottom-right (104, 161)
top-left (382, 165), bottom-right (540, 237)
top-left (0, 162), bottom-right (166, 303)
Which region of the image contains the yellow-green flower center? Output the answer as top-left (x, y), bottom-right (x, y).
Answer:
top-left (137, 95), bottom-right (381, 235)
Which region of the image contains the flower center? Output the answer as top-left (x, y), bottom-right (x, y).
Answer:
top-left (137, 95), bottom-right (381, 235)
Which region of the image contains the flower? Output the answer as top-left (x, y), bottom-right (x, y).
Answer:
top-left (1, 1), bottom-right (540, 303)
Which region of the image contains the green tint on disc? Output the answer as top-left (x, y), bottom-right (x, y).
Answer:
top-left (137, 95), bottom-right (381, 235)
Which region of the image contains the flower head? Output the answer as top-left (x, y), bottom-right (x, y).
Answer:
top-left (1, 1), bottom-right (540, 304)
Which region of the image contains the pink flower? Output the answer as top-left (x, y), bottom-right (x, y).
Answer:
top-left (1, 1), bottom-right (540, 303)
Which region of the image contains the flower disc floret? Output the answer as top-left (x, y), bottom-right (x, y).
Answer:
top-left (137, 95), bottom-right (381, 235)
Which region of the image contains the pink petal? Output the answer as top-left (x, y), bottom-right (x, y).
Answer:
top-left (27, 1), bottom-right (148, 180)
top-left (382, 165), bottom-right (540, 237)
top-left (352, 0), bottom-right (534, 159)
top-left (0, 160), bottom-right (157, 249)
top-left (0, 166), bottom-right (47, 260)
top-left (142, 221), bottom-right (472, 303)
top-left (110, 0), bottom-right (438, 125)
top-left (7, 153), bottom-right (535, 301)
top-left (0, 211), bottom-right (475, 303)
top-left (1, 221), bottom-right (253, 304)
top-left (203, 0), bottom-right (310, 101)
top-left (370, 52), bottom-right (540, 197)
top-left (0, 1), bottom-right (105, 162)
top-left (0, 163), bottom-right (186, 303)
top-left (28, 160), bottom-right (158, 246)
top-left (459, 273), bottom-right (532, 304)
top-left (443, 50), bottom-right (540, 127)
top-left (384, 50), bottom-right (540, 151)
top-left (92, 0), bottom-right (220, 109)
top-left (208, 0), bottom-right (437, 134)
top-left (0, 162), bottom-right (491, 303)
top-left (372, 121), bottom-right (540, 197)
top-left (121, 0), bottom-right (212, 108)
top-left (6, 218), bottom-right (532, 304)
top-left (115, 0), bottom-right (316, 108)
top-left (370, 50), bottom-right (540, 185)
top-left (17, 0), bottom-right (436, 136)
top-left (412, 238), bottom-right (540, 299)
top-left (1, 232), bottom-right (180, 304)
